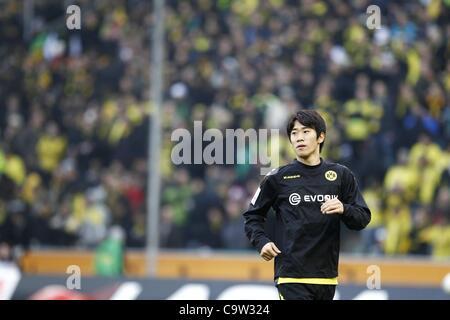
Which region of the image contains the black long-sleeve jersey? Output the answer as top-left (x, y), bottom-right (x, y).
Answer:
top-left (243, 158), bottom-right (371, 280)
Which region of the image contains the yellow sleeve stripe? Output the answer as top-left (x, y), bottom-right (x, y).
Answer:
top-left (277, 277), bottom-right (338, 285)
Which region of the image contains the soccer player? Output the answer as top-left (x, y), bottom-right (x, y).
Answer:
top-left (243, 110), bottom-right (371, 300)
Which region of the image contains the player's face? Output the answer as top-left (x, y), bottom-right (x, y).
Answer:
top-left (289, 121), bottom-right (323, 158)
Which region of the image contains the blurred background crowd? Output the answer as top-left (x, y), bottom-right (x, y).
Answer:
top-left (0, 0), bottom-right (450, 262)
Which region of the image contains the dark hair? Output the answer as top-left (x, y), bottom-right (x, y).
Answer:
top-left (286, 110), bottom-right (327, 152)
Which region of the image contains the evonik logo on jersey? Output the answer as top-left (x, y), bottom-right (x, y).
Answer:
top-left (288, 193), bottom-right (338, 205)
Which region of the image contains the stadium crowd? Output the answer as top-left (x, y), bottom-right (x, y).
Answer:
top-left (0, 0), bottom-right (450, 261)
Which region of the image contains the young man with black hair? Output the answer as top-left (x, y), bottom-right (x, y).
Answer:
top-left (243, 110), bottom-right (371, 300)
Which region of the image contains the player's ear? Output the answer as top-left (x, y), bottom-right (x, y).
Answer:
top-left (318, 132), bottom-right (325, 144)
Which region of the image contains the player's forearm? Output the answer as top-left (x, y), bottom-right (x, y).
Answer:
top-left (341, 204), bottom-right (371, 230)
top-left (251, 231), bottom-right (272, 253)
top-left (243, 215), bottom-right (271, 252)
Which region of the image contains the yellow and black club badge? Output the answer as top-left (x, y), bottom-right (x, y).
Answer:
top-left (325, 170), bottom-right (337, 181)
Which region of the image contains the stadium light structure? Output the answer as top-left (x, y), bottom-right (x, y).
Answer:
top-left (147, 0), bottom-right (165, 277)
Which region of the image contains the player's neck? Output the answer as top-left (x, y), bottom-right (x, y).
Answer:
top-left (297, 153), bottom-right (321, 166)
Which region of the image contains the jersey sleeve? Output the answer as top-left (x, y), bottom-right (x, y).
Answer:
top-left (339, 167), bottom-right (371, 230)
top-left (243, 172), bottom-right (278, 253)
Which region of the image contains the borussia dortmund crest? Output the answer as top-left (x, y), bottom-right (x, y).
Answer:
top-left (325, 170), bottom-right (337, 181)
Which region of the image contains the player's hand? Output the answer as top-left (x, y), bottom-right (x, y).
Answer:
top-left (321, 198), bottom-right (344, 215)
top-left (260, 242), bottom-right (281, 261)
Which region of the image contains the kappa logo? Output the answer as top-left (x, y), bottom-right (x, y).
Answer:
top-left (325, 170), bottom-right (337, 181)
top-left (283, 174), bottom-right (301, 180)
